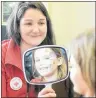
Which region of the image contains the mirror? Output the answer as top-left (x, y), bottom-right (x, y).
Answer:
top-left (22, 45), bottom-right (69, 85)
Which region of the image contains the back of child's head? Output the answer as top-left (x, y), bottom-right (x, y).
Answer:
top-left (69, 28), bottom-right (95, 94)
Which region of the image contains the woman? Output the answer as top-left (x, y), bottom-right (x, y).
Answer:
top-left (2, 1), bottom-right (56, 97)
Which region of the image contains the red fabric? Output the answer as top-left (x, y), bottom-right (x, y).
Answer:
top-left (1, 39), bottom-right (36, 97)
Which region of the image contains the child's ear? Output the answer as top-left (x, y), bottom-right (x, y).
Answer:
top-left (57, 57), bottom-right (63, 66)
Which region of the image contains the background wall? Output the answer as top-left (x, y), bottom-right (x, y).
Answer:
top-left (47, 2), bottom-right (95, 46)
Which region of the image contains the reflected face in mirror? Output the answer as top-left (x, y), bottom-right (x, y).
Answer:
top-left (34, 48), bottom-right (59, 78)
top-left (23, 46), bottom-right (69, 84)
top-left (33, 48), bottom-right (67, 82)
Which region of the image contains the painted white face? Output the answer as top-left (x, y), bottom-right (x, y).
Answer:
top-left (34, 48), bottom-right (59, 77)
top-left (69, 55), bottom-right (88, 95)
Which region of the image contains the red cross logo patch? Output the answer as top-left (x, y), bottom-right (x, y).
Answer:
top-left (10, 77), bottom-right (22, 90)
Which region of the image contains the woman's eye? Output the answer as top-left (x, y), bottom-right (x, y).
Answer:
top-left (25, 23), bottom-right (32, 25)
top-left (38, 22), bottom-right (45, 25)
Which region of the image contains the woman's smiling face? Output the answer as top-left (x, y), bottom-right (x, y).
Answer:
top-left (20, 8), bottom-right (47, 47)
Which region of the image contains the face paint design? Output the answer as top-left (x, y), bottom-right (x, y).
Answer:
top-left (34, 48), bottom-right (58, 77)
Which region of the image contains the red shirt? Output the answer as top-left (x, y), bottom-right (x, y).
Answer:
top-left (2, 39), bottom-right (36, 97)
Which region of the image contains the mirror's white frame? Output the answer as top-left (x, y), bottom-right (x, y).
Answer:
top-left (22, 45), bottom-right (69, 85)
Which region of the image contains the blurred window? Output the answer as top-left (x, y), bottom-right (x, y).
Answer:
top-left (2, 2), bottom-right (15, 25)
